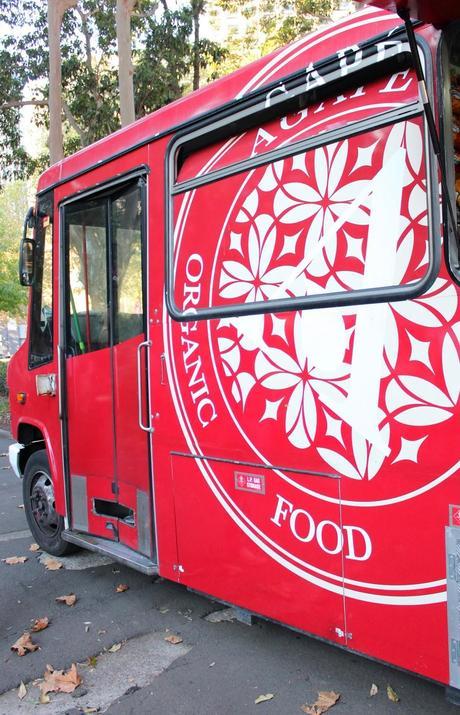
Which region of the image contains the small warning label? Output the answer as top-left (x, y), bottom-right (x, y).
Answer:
top-left (234, 471), bottom-right (265, 495)
top-left (450, 505), bottom-right (460, 527)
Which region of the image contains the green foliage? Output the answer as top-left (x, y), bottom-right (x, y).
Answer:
top-left (0, 0), bottom-right (226, 179)
top-left (0, 360), bottom-right (7, 397)
top-left (0, 181), bottom-right (29, 317)
top-left (0, 0), bottom-right (343, 180)
top-left (211, 0), bottom-right (339, 72)
top-left (134, 8), bottom-right (193, 114)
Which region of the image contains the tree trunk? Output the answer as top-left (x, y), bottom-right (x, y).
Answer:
top-left (116, 0), bottom-right (137, 127)
top-left (192, 0), bottom-right (204, 91)
top-left (48, 0), bottom-right (78, 165)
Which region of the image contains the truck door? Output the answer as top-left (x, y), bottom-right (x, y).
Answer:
top-left (63, 176), bottom-right (155, 560)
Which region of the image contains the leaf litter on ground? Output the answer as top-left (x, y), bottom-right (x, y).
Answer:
top-left (255, 693), bottom-right (274, 704)
top-left (43, 557), bottom-right (63, 571)
top-left (17, 682), bottom-right (27, 700)
top-left (56, 593), bottom-right (77, 606)
top-left (301, 691), bottom-right (341, 715)
top-left (11, 632), bottom-right (39, 656)
top-left (39, 663), bottom-right (82, 696)
top-left (29, 543), bottom-right (40, 552)
top-left (108, 643), bottom-right (122, 653)
top-left (387, 684), bottom-right (400, 703)
top-left (164, 634), bottom-right (183, 645)
top-left (31, 617), bottom-right (49, 632)
top-left (2, 555), bottom-right (27, 565)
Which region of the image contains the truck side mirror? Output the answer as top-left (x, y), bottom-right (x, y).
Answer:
top-left (19, 207), bottom-right (36, 286)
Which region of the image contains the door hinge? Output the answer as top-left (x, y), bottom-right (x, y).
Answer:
top-left (111, 482), bottom-right (119, 495)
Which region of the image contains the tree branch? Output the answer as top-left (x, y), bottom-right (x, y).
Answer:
top-left (62, 99), bottom-right (90, 146)
top-left (76, 6), bottom-right (93, 73)
top-left (1, 99), bottom-right (48, 110)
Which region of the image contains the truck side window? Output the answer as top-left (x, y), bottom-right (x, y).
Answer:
top-left (65, 200), bottom-right (109, 356)
top-left (64, 180), bottom-right (144, 356)
top-left (29, 213), bottom-right (53, 368)
top-left (166, 41), bottom-right (440, 322)
top-left (112, 184), bottom-right (143, 344)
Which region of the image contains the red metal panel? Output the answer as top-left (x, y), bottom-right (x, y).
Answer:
top-left (113, 335), bottom-right (149, 493)
top-left (113, 335), bottom-right (151, 554)
top-left (156, 15), bottom-right (456, 687)
top-left (171, 455), bottom-right (346, 644)
top-left (66, 347), bottom-right (117, 540)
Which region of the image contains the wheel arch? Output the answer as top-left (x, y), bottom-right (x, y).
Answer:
top-left (17, 420), bottom-right (58, 488)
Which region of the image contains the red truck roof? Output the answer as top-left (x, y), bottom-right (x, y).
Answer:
top-left (355, 0), bottom-right (458, 27)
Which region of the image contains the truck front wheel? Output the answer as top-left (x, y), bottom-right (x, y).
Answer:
top-left (23, 450), bottom-right (75, 556)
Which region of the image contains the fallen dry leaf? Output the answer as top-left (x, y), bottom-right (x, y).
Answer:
top-left (40, 663), bottom-right (82, 696)
top-left (116, 583), bottom-right (129, 593)
top-left (370, 683), bottom-right (379, 697)
top-left (2, 556), bottom-right (28, 565)
top-left (56, 593), bottom-right (77, 607)
top-left (108, 643), bottom-right (122, 653)
top-left (17, 682), bottom-right (27, 700)
top-left (387, 685), bottom-right (400, 703)
top-left (39, 690), bottom-right (50, 704)
top-left (301, 691), bottom-right (340, 715)
top-left (255, 693), bottom-right (274, 704)
top-left (11, 632), bottom-right (39, 656)
top-left (164, 634), bottom-right (183, 645)
top-left (43, 558), bottom-right (63, 571)
top-left (31, 617), bottom-right (49, 632)
top-left (29, 543), bottom-right (40, 552)
top-left (83, 709), bottom-right (98, 714)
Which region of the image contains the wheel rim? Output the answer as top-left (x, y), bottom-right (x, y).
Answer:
top-left (29, 471), bottom-right (59, 537)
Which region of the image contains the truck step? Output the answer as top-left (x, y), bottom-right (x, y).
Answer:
top-left (62, 530), bottom-right (158, 576)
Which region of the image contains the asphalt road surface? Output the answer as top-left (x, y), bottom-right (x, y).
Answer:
top-left (0, 430), bottom-right (457, 714)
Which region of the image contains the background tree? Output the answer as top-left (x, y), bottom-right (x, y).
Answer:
top-left (0, 181), bottom-right (29, 316)
top-left (48, 0), bottom-right (78, 163)
top-left (0, 0), bottom-right (224, 179)
top-left (116, 0), bottom-right (137, 126)
top-left (209, 0), bottom-right (340, 74)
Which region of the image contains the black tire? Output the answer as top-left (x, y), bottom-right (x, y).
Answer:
top-left (23, 449), bottom-right (76, 556)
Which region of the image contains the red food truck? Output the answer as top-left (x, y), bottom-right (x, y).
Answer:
top-left (7, 0), bottom-right (460, 699)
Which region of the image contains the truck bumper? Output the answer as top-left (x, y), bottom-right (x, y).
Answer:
top-left (8, 442), bottom-right (24, 479)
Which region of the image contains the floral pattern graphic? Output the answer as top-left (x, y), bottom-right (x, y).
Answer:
top-left (213, 120), bottom-right (460, 481)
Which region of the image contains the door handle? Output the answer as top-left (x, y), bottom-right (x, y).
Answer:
top-left (136, 340), bottom-right (153, 433)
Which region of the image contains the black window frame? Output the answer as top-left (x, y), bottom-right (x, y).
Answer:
top-left (165, 34), bottom-right (441, 322)
top-left (28, 190), bottom-right (54, 370)
top-left (439, 21), bottom-right (460, 285)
